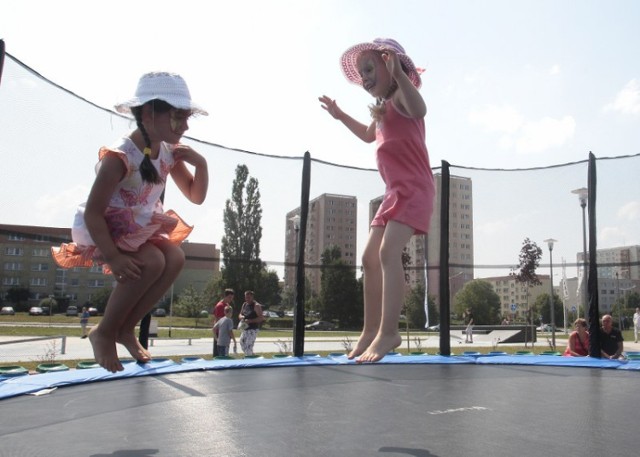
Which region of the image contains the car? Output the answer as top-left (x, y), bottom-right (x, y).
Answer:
top-left (285, 310), bottom-right (295, 317)
top-left (536, 324), bottom-right (554, 332)
top-left (66, 306), bottom-right (79, 316)
top-left (41, 305), bottom-right (50, 315)
top-left (153, 308), bottom-right (167, 317)
top-left (88, 307), bottom-right (99, 316)
top-left (263, 311), bottom-right (279, 318)
top-left (29, 306), bottom-right (45, 316)
top-left (0, 306), bottom-right (15, 316)
top-left (305, 320), bottom-right (336, 331)
top-left (427, 323), bottom-right (440, 332)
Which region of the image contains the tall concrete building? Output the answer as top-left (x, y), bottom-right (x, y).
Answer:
top-left (577, 245), bottom-right (640, 280)
top-left (0, 224), bottom-right (219, 311)
top-left (284, 194), bottom-right (357, 295)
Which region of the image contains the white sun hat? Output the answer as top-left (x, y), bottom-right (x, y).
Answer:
top-left (114, 72), bottom-right (208, 116)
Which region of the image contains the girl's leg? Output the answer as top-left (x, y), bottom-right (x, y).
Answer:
top-left (116, 241), bottom-right (185, 361)
top-left (89, 243), bottom-right (168, 372)
top-left (348, 227), bottom-right (384, 359)
top-left (357, 221), bottom-right (414, 363)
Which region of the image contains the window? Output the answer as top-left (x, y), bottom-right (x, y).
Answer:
top-left (4, 262), bottom-right (23, 271)
top-left (3, 277), bottom-right (21, 286)
top-left (8, 233), bottom-right (25, 241)
top-left (31, 263), bottom-right (49, 271)
top-left (5, 247), bottom-right (23, 256)
top-left (30, 278), bottom-right (47, 287)
top-left (32, 248), bottom-right (48, 257)
top-left (87, 279), bottom-right (106, 288)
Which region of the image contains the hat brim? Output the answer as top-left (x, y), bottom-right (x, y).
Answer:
top-left (340, 42), bottom-right (422, 89)
top-left (114, 97), bottom-right (208, 116)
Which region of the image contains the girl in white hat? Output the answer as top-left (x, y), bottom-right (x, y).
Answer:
top-left (319, 38), bottom-right (435, 363)
top-left (52, 72), bottom-right (209, 372)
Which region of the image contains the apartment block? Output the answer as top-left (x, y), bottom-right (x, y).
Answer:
top-left (0, 224), bottom-right (219, 310)
top-left (284, 194), bottom-right (357, 294)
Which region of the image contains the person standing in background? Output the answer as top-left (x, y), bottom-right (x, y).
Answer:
top-left (80, 306), bottom-right (91, 339)
top-left (212, 289), bottom-right (234, 357)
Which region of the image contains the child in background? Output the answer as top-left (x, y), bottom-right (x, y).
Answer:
top-left (52, 72), bottom-right (209, 372)
top-left (319, 38), bottom-right (435, 363)
top-left (214, 305), bottom-right (237, 357)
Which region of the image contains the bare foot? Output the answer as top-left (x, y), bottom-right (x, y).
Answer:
top-left (88, 327), bottom-right (124, 373)
top-left (356, 333), bottom-right (402, 364)
top-left (347, 331), bottom-right (377, 359)
top-left (116, 330), bottom-right (151, 363)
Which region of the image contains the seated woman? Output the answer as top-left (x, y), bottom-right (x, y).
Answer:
top-left (563, 318), bottom-right (589, 356)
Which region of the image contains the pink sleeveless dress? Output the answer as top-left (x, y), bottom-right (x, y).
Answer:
top-left (371, 100), bottom-right (435, 234)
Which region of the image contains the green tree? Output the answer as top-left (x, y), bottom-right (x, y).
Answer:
top-left (173, 284), bottom-right (206, 326)
top-left (405, 283), bottom-right (438, 328)
top-left (89, 287), bottom-right (113, 314)
top-left (533, 292), bottom-right (563, 326)
top-left (454, 279), bottom-right (501, 325)
top-left (6, 287), bottom-right (30, 311)
top-left (511, 238), bottom-right (542, 317)
top-left (220, 164), bottom-right (266, 312)
top-left (257, 269), bottom-right (282, 308)
top-left (318, 246), bottom-right (361, 328)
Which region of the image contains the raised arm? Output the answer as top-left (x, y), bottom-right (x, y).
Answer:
top-left (383, 52), bottom-right (426, 119)
top-left (319, 95), bottom-right (376, 143)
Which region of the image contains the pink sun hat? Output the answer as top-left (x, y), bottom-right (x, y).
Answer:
top-left (340, 38), bottom-right (423, 89)
top-left (114, 72), bottom-right (208, 116)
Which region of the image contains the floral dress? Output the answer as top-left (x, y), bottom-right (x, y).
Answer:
top-left (51, 137), bottom-right (192, 273)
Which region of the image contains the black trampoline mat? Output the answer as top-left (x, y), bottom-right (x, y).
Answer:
top-left (0, 364), bottom-right (635, 457)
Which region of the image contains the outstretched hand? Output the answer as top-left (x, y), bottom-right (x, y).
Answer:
top-left (318, 95), bottom-right (344, 120)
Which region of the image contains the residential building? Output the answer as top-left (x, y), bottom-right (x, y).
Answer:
top-left (284, 194), bottom-right (357, 294)
top-left (0, 223), bottom-right (219, 310)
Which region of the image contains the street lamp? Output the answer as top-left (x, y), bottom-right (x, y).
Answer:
top-left (289, 215), bottom-right (301, 309)
top-left (572, 187), bottom-right (588, 322)
top-left (544, 238), bottom-right (557, 349)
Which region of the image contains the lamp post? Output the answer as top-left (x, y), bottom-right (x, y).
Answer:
top-left (572, 188), bottom-right (588, 322)
top-left (289, 214), bottom-right (301, 310)
top-left (544, 238), bottom-right (557, 348)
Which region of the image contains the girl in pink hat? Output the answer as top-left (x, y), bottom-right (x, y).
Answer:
top-left (319, 38), bottom-right (435, 363)
top-left (52, 72), bottom-right (209, 373)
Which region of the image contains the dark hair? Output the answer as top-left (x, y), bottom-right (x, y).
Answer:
top-left (130, 99), bottom-right (173, 184)
top-left (224, 289), bottom-right (235, 297)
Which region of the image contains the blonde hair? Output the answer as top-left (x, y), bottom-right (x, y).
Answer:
top-left (574, 318), bottom-right (587, 328)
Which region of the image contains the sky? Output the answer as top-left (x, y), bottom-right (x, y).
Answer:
top-left (1, 0), bottom-right (639, 279)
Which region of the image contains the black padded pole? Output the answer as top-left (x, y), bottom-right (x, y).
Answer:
top-left (439, 161), bottom-right (451, 356)
top-left (0, 39), bottom-right (5, 86)
top-left (293, 152), bottom-right (311, 356)
top-left (587, 152), bottom-right (601, 357)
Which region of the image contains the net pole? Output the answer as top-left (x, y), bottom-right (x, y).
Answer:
top-left (439, 161), bottom-right (451, 356)
top-left (293, 152), bottom-right (311, 356)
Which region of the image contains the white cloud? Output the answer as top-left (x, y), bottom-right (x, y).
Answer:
top-left (549, 64), bottom-right (561, 75)
top-left (617, 201), bottom-right (640, 221)
top-left (468, 105), bottom-right (523, 134)
top-left (35, 185), bottom-right (89, 226)
top-left (604, 79), bottom-right (640, 115)
top-left (468, 105), bottom-right (576, 154)
top-left (514, 116), bottom-right (576, 154)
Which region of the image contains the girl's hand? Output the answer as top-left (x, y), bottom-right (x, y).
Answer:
top-left (108, 253), bottom-right (144, 282)
top-left (319, 95), bottom-right (344, 120)
top-left (381, 51), bottom-right (403, 81)
top-left (172, 144), bottom-right (206, 167)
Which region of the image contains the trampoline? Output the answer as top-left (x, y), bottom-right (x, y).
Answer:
top-left (0, 355), bottom-right (637, 457)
